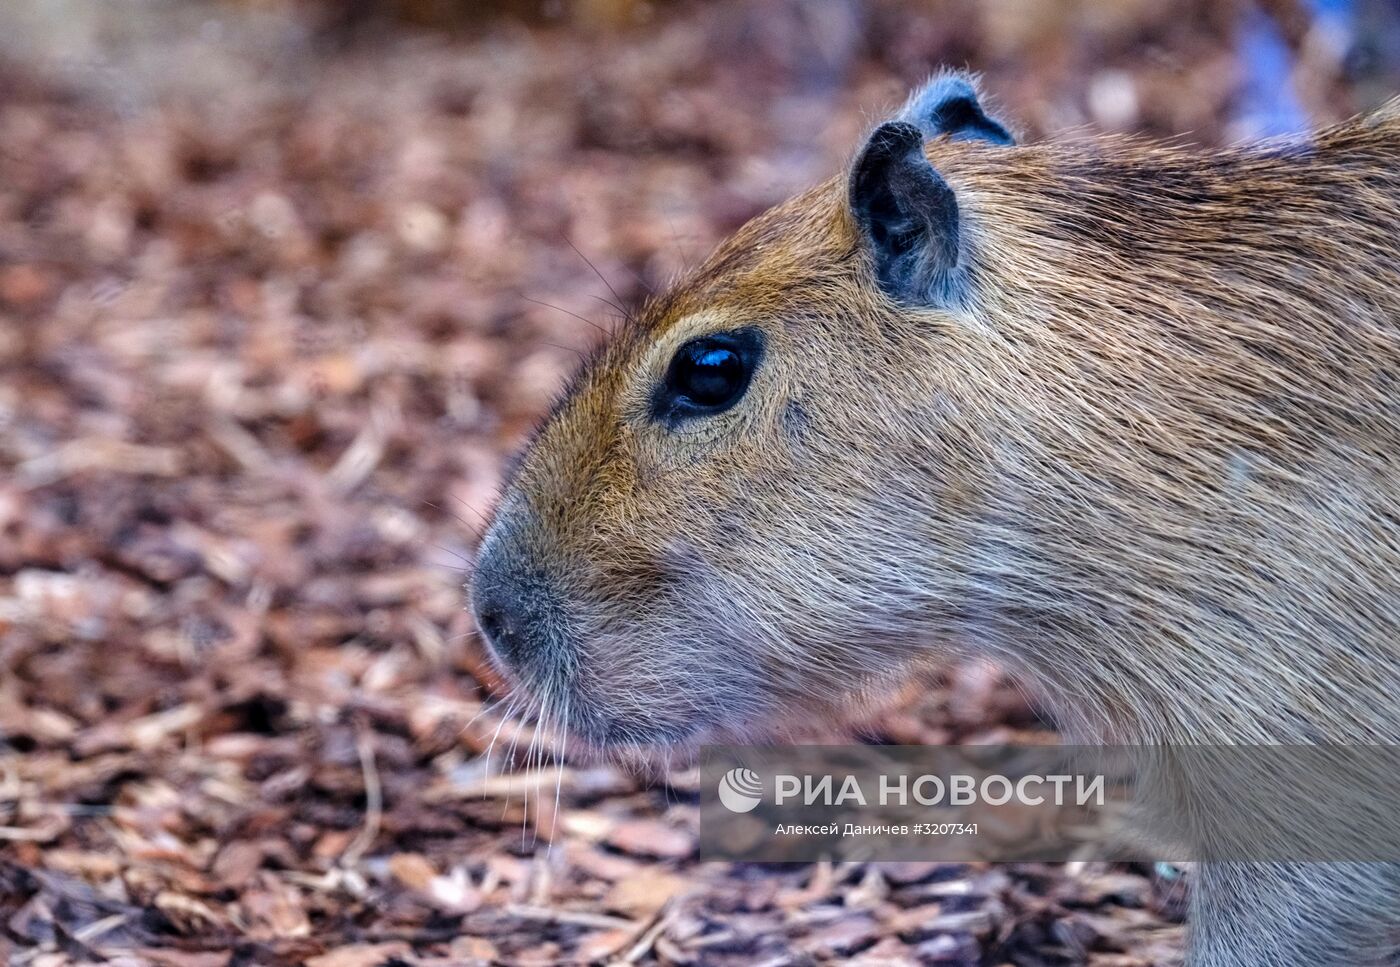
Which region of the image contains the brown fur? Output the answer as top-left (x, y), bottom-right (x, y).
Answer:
top-left (476, 89), bottom-right (1400, 963)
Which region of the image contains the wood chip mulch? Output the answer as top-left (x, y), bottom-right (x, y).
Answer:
top-left (1, 1), bottom-right (1391, 963)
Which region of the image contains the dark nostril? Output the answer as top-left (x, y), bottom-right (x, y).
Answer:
top-left (473, 590), bottom-right (527, 669)
top-left (471, 530), bottom-right (562, 674)
top-left (476, 604), bottom-right (506, 648)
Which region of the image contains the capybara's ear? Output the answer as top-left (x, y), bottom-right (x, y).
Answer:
top-left (848, 74), bottom-right (1012, 306)
top-left (899, 72), bottom-right (1014, 146)
top-left (848, 120), bottom-right (962, 305)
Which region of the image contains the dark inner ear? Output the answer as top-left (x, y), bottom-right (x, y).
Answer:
top-left (930, 94), bottom-right (1013, 145)
top-left (848, 121), bottom-right (960, 305)
top-left (902, 75), bottom-right (1015, 147)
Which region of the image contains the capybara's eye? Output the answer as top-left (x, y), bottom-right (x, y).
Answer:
top-left (652, 328), bottom-right (764, 426)
top-left (673, 343), bottom-right (744, 406)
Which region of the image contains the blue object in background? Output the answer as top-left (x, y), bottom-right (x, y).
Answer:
top-left (1234, 5), bottom-right (1311, 137)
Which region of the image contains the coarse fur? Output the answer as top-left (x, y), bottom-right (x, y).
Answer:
top-left (473, 76), bottom-right (1400, 964)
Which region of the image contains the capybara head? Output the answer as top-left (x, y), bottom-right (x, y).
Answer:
top-left (471, 74), bottom-right (1020, 747)
top-left (473, 77), bottom-right (1400, 747)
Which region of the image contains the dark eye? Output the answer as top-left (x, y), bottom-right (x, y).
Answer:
top-left (652, 328), bottom-right (764, 426)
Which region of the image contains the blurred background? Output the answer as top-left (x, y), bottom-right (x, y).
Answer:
top-left (1, 1), bottom-right (1397, 964)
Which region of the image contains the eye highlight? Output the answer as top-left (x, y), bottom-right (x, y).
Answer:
top-left (651, 328), bottom-right (764, 426)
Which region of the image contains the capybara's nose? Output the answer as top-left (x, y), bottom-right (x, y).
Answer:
top-left (470, 556), bottom-right (532, 672)
top-left (471, 589), bottom-right (521, 667)
top-left (470, 528), bottom-right (563, 675)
